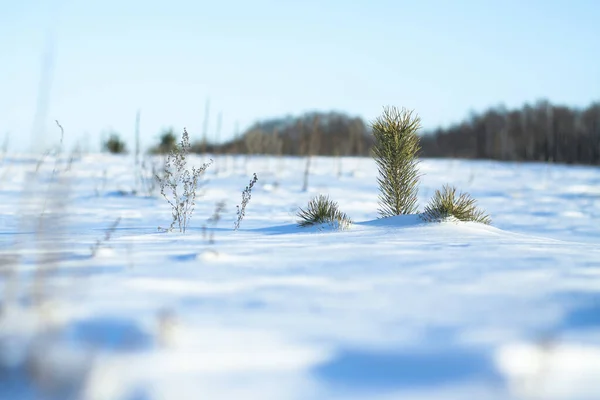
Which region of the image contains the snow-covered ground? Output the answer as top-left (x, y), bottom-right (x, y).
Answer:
top-left (1, 153), bottom-right (599, 400)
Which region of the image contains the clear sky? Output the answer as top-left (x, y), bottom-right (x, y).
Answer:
top-left (1, 0), bottom-right (599, 152)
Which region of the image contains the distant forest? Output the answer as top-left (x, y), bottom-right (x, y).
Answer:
top-left (193, 111), bottom-right (374, 157)
top-left (149, 100), bottom-right (600, 165)
top-left (420, 100), bottom-right (600, 164)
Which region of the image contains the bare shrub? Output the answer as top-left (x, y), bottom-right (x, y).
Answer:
top-left (157, 128), bottom-right (212, 233)
top-left (234, 173), bottom-right (258, 231)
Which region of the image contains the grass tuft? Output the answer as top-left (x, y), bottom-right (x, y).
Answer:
top-left (297, 194), bottom-right (352, 229)
top-left (421, 184), bottom-right (491, 224)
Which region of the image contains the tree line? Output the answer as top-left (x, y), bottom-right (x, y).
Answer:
top-left (103, 100), bottom-right (600, 165)
top-left (105, 111), bottom-right (374, 157)
top-left (420, 100), bottom-right (600, 164)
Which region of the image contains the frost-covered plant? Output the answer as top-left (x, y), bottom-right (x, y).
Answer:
top-left (421, 184), bottom-right (491, 224)
top-left (90, 217), bottom-right (121, 256)
top-left (297, 194), bottom-right (352, 229)
top-left (157, 128), bottom-right (212, 233)
top-left (372, 106), bottom-right (421, 217)
top-left (136, 157), bottom-right (162, 197)
top-left (204, 200), bottom-right (225, 244)
top-left (234, 173), bottom-right (258, 231)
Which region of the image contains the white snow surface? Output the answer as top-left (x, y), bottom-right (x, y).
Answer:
top-left (1, 154), bottom-right (600, 400)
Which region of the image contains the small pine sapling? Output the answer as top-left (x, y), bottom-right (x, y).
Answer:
top-left (421, 184), bottom-right (491, 224)
top-left (372, 106), bottom-right (422, 217)
top-left (102, 133), bottom-right (127, 154)
top-left (297, 194), bottom-right (352, 230)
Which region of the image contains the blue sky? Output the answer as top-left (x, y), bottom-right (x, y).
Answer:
top-left (1, 0), bottom-right (599, 151)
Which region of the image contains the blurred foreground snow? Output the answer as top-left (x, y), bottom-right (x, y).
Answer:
top-left (1, 154), bottom-right (599, 399)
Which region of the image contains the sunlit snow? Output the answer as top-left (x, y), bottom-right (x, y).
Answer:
top-left (1, 154), bottom-right (599, 400)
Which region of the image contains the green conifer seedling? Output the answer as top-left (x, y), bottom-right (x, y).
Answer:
top-left (372, 106), bottom-right (422, 217)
